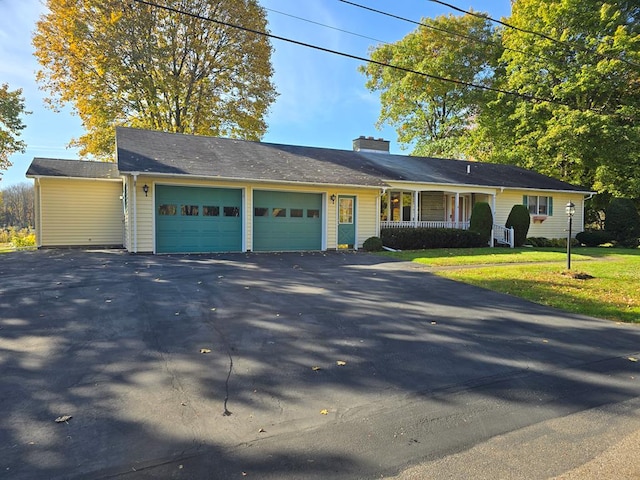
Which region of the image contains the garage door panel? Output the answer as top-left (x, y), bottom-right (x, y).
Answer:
top-left (253, 191), bottom-right (322, 252)
top-left (156, 185), bottom-right (242, 253)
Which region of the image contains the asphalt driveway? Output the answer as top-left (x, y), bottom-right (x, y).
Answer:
top-left (1, 249), bottom-right (639, 479)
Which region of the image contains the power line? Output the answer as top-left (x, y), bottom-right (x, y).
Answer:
top-left (263, 6), bottom-right (388, 45)
top-left (339, 0), bottom-right (560, 67)
top-left (428, 0), bottom-right (640, 70)
top-left (127, 0), bottom-right (587, 109)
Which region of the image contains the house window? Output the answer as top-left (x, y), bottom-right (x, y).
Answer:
top-left (526, 196), bottom-right (553, 216)
top-left (158, 204), bottom-right (177, 216)
top-left (203, 206), bottom-right (219, 216)
top-left (290, 208), bottom-right (303, 218)
top-left (181, 205), bottom-right (199, 216)
top-left (384, 191), bottom-right (414, 221)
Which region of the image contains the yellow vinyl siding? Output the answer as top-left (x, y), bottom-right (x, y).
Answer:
top-left (355, 190), bottom-right (378, 248)
top-left (38, 178), bottom-right (123, 246)
top-left (495, 190), bottom-right (585, 238)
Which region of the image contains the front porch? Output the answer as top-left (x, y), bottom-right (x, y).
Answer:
top-left (379, 189), bottom-right (514, 247)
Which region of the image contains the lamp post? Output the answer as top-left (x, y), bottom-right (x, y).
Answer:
top-left (566, 201), bottom-right (575, 270)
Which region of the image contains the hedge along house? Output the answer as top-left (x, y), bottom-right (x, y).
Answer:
top-left (27, 127), bottom-right (592, 253)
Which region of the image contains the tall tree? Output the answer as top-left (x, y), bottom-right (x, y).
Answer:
top-left (0, 84), bottom-right (28, 174)
top-left (469, 0), bottom-right (640, 198)
top-left (1, 183), bottom-right (34, 228)
top-left (360, 13), bottom-right (501, 157)
top-left (33, 0), bottom-right (277, 159)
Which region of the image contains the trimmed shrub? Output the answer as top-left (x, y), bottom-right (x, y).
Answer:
top-left (362, 236), bottom-right (383, 252)
top-left (469, 202), bottom-right (493, 245)
top-left (505, 205), bottom-right (531, 247)
top-left (527, 237), bottom-right (579, 248)
top-left (575, 230), bottom-right (614, 247)
top-left (380, 227), bottom-right (485, 250)
top-left (605, 198), bottom-right (640, 245)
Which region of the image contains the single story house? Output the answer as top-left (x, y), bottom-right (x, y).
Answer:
top-left (27, 127), bottom-right (593, 254)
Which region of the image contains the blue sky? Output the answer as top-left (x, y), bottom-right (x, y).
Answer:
top-left (0, 0), bottom-right (511, 187)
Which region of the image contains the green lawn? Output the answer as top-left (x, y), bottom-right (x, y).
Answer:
top-left (380, 247), bottom-right (640, 323)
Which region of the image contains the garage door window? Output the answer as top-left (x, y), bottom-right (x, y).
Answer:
top-left (272, 208), bottom-right (286, 217)
top-left (291, 208), bottom-right (303, 218)
top-left (203, 206), bottom-right (219, 216)
top-left (159, 204), bottom-right (177, 215)
top-left (181, 205), bottom-right (199, 216)
top-left (255, 207), bottom-right (269, 217)
top-left (224, 206), bottom-right (240, 217)
top-left (307, 209), bottom-right (319, 218)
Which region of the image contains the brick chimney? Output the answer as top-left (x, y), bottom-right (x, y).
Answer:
top-left (353, 136), bottom-right (390, 153)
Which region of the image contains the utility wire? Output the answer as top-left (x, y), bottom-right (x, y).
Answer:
top-left (339, 0), bottom-right (562, 67)
top-left (428, 0), bottom-right (640, 70)
top-left (128, 0), bottom-right (590, 109)
top-left (264, 6), bottom-right (388, 45)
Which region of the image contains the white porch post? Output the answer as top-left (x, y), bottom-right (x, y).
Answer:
top-left (413, 191), bottom-right (419, 227)
top-left (454, 192), bottom-right (460, 229)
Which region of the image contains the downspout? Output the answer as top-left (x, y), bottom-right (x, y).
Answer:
top-left (132, 174), bottom-right (138, 253)
top-left (35, 177), bottom-right (42, 247)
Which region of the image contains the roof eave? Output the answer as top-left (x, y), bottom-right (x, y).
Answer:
top-left (119, 170), bottom-right (388, 189)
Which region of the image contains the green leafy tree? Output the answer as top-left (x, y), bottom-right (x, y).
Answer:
top-left (469, 0), bottom-right (640, 198)
top-left (0, 84), bottom-right (28, 174)
top-left (33, 0), bottom-right (277, 159)
top-left (605, 197), bottom-right (640, 245)
top-left (360, 12), bottom-right (501, 157)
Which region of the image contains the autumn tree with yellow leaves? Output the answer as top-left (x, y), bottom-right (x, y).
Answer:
top-left (33, 0), bottom-right (277, 159)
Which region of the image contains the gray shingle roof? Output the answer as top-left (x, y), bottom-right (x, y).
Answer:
top-left (116, 127), bottom-right (589, 192)
top-left (116, 127), bottom-right (388, 187)
top-left (27, 158), bottom-right (120, 180)
top-left (26, 127), bottom-right (582, 193)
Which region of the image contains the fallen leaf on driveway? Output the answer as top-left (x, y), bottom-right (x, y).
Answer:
top-left (55, 415), bottom-right (72, 423)
top-left (312, 366), bottom-right (322, 371)
top-left (320, 409), bottom-right (329, 415)
top-left (336, 360), bottom-right (347, 366)
top-left (629, 357), bottom-right (638, 362)
top-left (199, 348), bottom-right (211, 354)
top-left (258, 428), bottom-right (266, 433)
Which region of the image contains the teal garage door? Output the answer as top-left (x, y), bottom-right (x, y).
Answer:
top-left (253, 191), bottom-right (322, 251)
top-left (155, 185), bottom-right (242, 253)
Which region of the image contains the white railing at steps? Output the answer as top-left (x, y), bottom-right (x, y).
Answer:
top-left (380, 221), bottom-right (470, 230)
top-left (492, 224), bottom-right (515, 248)
top-left (379, 221), bottom-right (515, 248)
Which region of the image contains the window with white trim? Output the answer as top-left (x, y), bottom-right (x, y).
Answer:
top-left (525, 195), bottom-right (553, 216)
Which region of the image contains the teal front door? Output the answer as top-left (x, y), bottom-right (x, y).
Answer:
top-left (253, 190), bottom-right (322, 251)
top-left (337, 195), bottom-right (356, 249)
top-left (155, 185), bottom-right (242, 253)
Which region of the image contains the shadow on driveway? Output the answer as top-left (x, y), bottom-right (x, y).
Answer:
top-left (1, 249), bottom-right (639, 479)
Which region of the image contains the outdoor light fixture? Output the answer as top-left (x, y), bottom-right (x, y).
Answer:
top-left (330, 194), bottom-right (336, 204)
top-left (142, 184), bottom-right (149, 197)
top-left (566, 201), bottom-right (575, 270)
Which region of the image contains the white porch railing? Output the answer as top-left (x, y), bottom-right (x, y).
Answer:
top-left (380, 221), bottom-right (515, 248)
top-left (492, 224), bottom-right (515, 248)
top-left (381, 221), bottom-right (470, 230)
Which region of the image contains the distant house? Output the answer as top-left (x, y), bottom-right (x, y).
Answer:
top-left (27, 127), bottom-right (592, 253)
